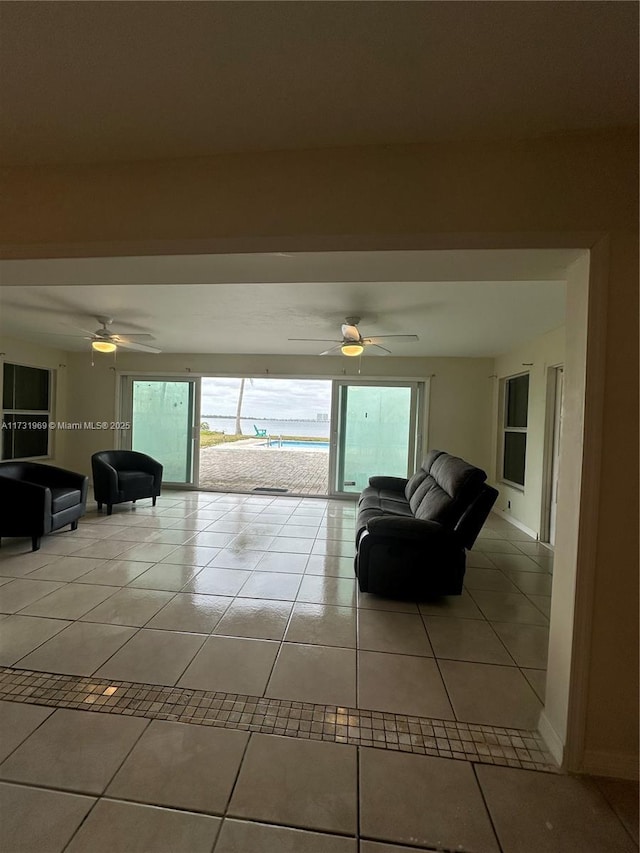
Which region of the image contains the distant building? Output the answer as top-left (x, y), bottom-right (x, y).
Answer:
top-left (316, 413), bottom-right (329, 422)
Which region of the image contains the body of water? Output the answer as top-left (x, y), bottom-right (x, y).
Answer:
top-left (261, 439), bottom-right (330, 451)
top-left (201, 417), bottom-right (330, 438)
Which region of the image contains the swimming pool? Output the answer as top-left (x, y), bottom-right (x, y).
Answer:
top-left (263, 439), bottom-right (330, 450)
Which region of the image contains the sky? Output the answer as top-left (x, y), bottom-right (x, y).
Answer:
top-left (200, 377), bottom-right (332, 420)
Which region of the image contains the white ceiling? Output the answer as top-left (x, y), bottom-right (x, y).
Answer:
top-left (1, 2), bottom-right (637, 165)
top-left (0, 250), bottom-right (571, 358)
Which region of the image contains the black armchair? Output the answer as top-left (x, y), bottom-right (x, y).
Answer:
top-left (91, 450), bottom-right (163, 515)
top-left (0, 461), bottom-right (89, 551)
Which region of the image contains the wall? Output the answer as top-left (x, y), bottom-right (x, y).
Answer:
top-left (0, 335), bottom-right (69, 465)
top-left (62, 351), bottom-right (494, 479)
top-left (490, 326), bottom-right (565, 537)
top-left (1, 128), bottom-right (637, 775)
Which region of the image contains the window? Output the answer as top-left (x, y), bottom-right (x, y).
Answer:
top-left (2, 363), bottom-right (52, 460)
top-left (502, 373), bottom-right (529, 488)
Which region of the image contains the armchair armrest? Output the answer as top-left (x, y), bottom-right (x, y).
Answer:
top-left (0, 475), bottom-right (51, 523)
top-left (138, 456), bottom-right (163, 491)
top-left (92, 458), bottom-right (119, 502)
top-left (140, 457), bottom-right (163, 477)
top-left (368, 476), bottom-right (408, 492)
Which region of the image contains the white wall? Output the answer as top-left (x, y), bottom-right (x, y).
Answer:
top-left (61, 350), bottom-right (494, 478)
top-left (490, 326), bottom-right (565, 537)
top-left (0, 335), bottom-right (69, 466)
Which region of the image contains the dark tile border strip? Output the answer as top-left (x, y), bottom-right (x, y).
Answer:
top-left (0, 666), bottom-right (558, 772)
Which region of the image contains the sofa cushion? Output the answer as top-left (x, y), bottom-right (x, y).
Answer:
top-left (360, 485), bottom-right (408, 505)
top-left (413, 455), bottom-right (486, 525)
top-left (404, 449), bottom-right (444, 501)
top-left (359, 491), bottom-right (412, 509)
top-left (404, 469), bottom-right (427, 501)
top-left (359, 495), bottom-right (414, 514)
top-left (411, 477), bottom-right (454, 520)
top-left (50, 487), bottom-right (82, 513)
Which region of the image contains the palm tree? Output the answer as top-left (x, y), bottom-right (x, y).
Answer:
top-left (234, 378), bottom-right (247, 435)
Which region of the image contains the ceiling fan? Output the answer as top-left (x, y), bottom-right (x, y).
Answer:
top-left (61, 316), bottom-right (162, 354)
top-left (288, 316), bottom-right (418, 356)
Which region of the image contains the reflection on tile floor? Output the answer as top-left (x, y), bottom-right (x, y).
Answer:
top-left (1, 492), bottom-right (637, 852)
top-left (0, 494), bottom-right (550, 730)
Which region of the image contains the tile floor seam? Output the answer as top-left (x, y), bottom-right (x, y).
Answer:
top-left (0, 666), bottom-right (559, 774)
top-left (220, 814), bottom-right (360, 844)
top-left (57, 792), bottom-right (116, 853)
top-left (484, 617), bottom-right (521, 669)
top-left (471, 760), bottom-right (505, 853)
top-left (220, 729), bottom-right (254, 824)
top-left (0, 706), bottom-right (55, 767)
top-left (590, 777), bottom-right (640, 847)
top-left (165, 630), bottom-right (211, 688)
top-left (358, 836), bottom-right (473, 853)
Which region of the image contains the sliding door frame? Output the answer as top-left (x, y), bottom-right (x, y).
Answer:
top-left (328, 379), bottom-right (424, 498)
top-left (120, 374), bottom-right (201, 488)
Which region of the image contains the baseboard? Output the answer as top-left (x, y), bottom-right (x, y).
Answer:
top-left (492, 508), bottom-right (539, 540)
top-left (581, 750), bottom-right (640, 781)
top-left (538, 711), bottom-right (564, 768)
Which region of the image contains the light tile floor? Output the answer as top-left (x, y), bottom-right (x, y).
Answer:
top-left (0, 492), bottom-right (637, 852)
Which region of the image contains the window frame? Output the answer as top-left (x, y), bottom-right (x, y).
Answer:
top-left (1, 362), bottom-right (54, 461)
top-left (500, 371), bottom-right (529, 490)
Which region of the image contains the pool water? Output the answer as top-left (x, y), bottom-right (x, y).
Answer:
top-left (263, 439), bottom-right (330, 450)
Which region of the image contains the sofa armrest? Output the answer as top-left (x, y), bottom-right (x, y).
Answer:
top-left (366, 515), bottom-right (457, 545)
top-left (368, 476), bottom-right (408, 492)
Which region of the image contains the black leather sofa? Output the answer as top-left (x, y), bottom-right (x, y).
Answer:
top-left (355, 450), bottom-right (498, 598)
top-left (0, 461), bottom-right (89, 551)
top-left (92, 450), bottom-right (163, 515)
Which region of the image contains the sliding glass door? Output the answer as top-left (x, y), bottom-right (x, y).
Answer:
top-left (123, 378), bottom-right (200, 486)
top-left (331, 381), bottom-right (422, 495)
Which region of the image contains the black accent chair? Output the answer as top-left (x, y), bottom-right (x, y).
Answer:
top-left (92, 450), bottom-right (163, 515)
top-left (355, 450), bottom-right (498, 599)
top-left (0, 461), bottom-right (89, 551)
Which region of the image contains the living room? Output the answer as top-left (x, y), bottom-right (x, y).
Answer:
top-left (0, 2), bottom-right (637, 851)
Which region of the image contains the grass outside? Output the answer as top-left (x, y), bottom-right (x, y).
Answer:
top-left (200, 431), bottom-right (328, 448)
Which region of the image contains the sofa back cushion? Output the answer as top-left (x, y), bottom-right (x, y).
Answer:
top-left (410, 452), bottom-right (487, 527)
top-left (404, 450), bottom-right (444, 501)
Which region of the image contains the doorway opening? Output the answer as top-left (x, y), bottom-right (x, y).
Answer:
top-left (541, 365), bottom-right (564, 548)
top-left (194, 377), bottom-right (424, 496)
top-left (198, 377), bottom-right (332, 495)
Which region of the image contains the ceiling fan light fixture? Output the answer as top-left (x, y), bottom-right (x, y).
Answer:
top-left (341, 343), bottom-right (364, 357)
top-left (92, 340), bottom-right (117, 353)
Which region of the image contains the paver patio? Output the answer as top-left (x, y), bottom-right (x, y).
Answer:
top-left (199, 440), bottom-right (329, 495)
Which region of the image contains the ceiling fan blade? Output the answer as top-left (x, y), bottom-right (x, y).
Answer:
top-left (366, 343), bottom-right (392, 354)
top-left (111, 333), bottom-right (156, 341)
top-left (114, 340), bottom-right (162, 353)
top-left (35, 332), bottom-right (92, 339)
top-left (288, 338), bottom-right (341, 343)
top-left (319, 345), bottom-right (344, 356)
top-left (76, 327), bottom-right (103, 336)
top-left (366, 334), bottom-right (419, 342)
